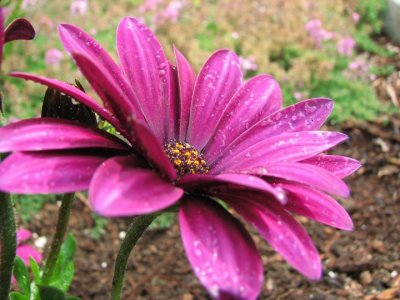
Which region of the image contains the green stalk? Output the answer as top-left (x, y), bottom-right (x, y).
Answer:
top-left (0, 192), bottom-right (16, 300)
top-left (111, 213), bottom-right (159, 300)
top-left (41, 193), bottom-right (74, 285)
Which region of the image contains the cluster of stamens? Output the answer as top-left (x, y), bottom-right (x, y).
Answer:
top-left (164, 141), bottom-right (209, 176)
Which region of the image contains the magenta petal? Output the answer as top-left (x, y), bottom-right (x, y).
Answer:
top-left (89, 156), bottom-right (183, 216)
top-left (174, 46), bottom-right (196, 141)
top-left (302, 154), bottom-right (361, 178)
top-left (58, 24), bottom-right (143, 125)
top-left (117, 17), bottom-right (173, 142)
top-left (4, 18), bottom-right (35, 43)
top-left (9, 72), bottom-right (127, 136)
top-left (179, 173), bottom-right (287, 204)
top-left (70, 52), bottom-right (144, 138)
top-left (276, 182), bottom-right (353, 230)
top-left (132, 122), bottom-right (177, 181)
top-left (205, 74), bottom-right (282, 161)
top-left (187, 50), bottom-right (242, 149)
top-left (255, 162), bottom-right (350, 197)
top-left (16, 245), bottom-right (43, 265)
top-left (179, 197), bottom-right (263, 299)
top-left (225, 197), bottom-right (322, 280)
top-left (0, 152), bottom-right (107, 194)
top-left (17, 229), bottom-right (31, 243)
top-left (0, 118), bottom-right (129, 152)
top-left (211, 98), bottom-right (333, 166)
top-left (213, 131), bottom-right (348, 173)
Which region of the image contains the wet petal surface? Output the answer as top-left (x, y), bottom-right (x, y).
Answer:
top-left (89, 156), bottom-right (183, 216)
top-left (0, 151), bottom-right (107, 194)
top-left (179, 197), bottom-right (263, 300)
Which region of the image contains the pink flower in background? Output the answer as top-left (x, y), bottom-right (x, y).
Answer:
top-left (70, 0), bottom-right (88, 16)
top-left (153, 0), bottom-right (186, 25)
top-left (305, 19), bottom-right (333, 48)
top-left (240, 56), bottom-right (258, 74)
top-left (22, 0), bottom-right (37, 9)
top-left (337, 37), bottom-right (356, 56)
top-left (139, 0), bottom-right (162, 13)
top-left (2, 18), bottom-right (360, 299)
top-left (293, 91), bottom-right (303, 101)
top-left (352, 12), bottom-right (360, 23)
top-left (45, 48), bottom-right (64, 66)
top-left (16, 229), bottom-right (43, 265)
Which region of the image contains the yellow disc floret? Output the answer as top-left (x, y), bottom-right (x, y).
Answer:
top-left (164, 141), bottom-right (209, 176)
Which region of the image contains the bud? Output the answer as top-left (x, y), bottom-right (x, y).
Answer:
top-left (41, 80), bottom-right (97, 126)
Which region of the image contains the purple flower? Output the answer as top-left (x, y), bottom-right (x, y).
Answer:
top-left (239, 55), bottom-right (258, 74)
top-left (0, 8), bottom-right (35, 70)
top-left (45, 48), bottom-right (64, 66)
top-left (16, 229), bottom-right (43, 265)
top-left (337, 37), bottom-right (356, 57)
top-left (352, 12), bottom-right (360, 23)
top-left (70, 0), bottom-right (88, 16)
top-left (305, 19), bottom-right (333, 48)
top-left (0, 18), bottom-right (360, 299)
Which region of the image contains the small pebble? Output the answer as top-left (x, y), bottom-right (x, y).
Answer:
top-left (34, 236), bottom-right (47, 249)
top-left (360, 270), bottom-right (373, 285)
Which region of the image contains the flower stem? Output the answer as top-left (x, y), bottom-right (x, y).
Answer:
top-left (111, 213), bottom-right (159, 300)
top-left (41, 193), bottom-right (74, 285)
top-left (0, 192), bottom-right (16, 300)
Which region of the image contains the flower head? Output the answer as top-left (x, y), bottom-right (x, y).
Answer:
top-left (70, 0), bottom-right (88, 16)
top-left (16, 229), bottom-right (43, 265)
top-left (0, 8), bottom-right (35, 70)
top-left (45, 48), bottom-right (64, 66)
top-left (305, 18), bottom-right (333, 48)
top-left (337, 36), bottom-right (356, 56)
top-left (1, 17), bottom-right (360, 299)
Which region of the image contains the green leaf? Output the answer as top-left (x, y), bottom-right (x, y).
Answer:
top-left (50, 261), bottom-right (74, 293)
top-left (66, 297), bottom-right (81, 300)
top-left (13, 257), bottom-right (31, 295)
top-left (10, 292), bottom-right (29, 300)
top-left (47, 234), bottom-right (76, 292)
top-left (38, 286), bottom-right (66, 300)
top-left (29, 258), bottom-right (41, 284)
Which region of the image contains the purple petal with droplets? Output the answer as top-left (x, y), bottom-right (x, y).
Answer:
top-left (179, 173), bottom-right (287, 204)
top-left (179, 197), bottom-right (263, 300)
top-left (275, 182), bottom-right (353, 230)
top-left (89, 156), bottom-right (183, 216)
top-left (210, 98), bottom-right (333, 166)
top-left (205, 74), bottom-right (282, 161)
top-left (131, 121), bottom-right (177, 181)
top-left (0, 118), bottom-right (130, 152)
top-left (186, 50), bottom-right (242, 149)
top-left (213, 131), bottom-right (348, 173)
top-left (70, 52), bottom-right (142, 141)
top-left (4, 18), bottom-right (35, 43)
top-left (117, 17), bottom-right (172, 141)
top-left (223, 196), bottom-right (322, 280)
top-left (302, 154), bottom-right (361, 178)
top-left (9, 72), bottom-right (127, 136)
top-left (174, 46), bottom-right (196, 141)
top-left (58, 24), bottom-right (143, 125)
top-left (0, 151), bottom-right (107, 194)
top-left (250, 162), bottom-right (350, 197)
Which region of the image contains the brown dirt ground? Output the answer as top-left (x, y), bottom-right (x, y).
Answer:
top-left (21, 114), bottom-right (400, 300)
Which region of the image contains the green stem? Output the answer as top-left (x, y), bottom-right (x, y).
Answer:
top-left (111, 213), bottom-right (159, 300)
top-left (0, 193), bottom-right (16, 300)
top-left (41, 193), bottom-right (74, 285)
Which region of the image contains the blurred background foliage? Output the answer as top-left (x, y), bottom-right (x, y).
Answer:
top-left (1, 0), bottom-right (397, 227)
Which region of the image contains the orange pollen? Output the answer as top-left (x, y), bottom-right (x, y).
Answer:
top-left (164, 141), bottom-right (209, 176)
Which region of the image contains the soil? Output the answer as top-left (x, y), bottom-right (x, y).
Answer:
top-left (18, 114), bottom-right (400, 300)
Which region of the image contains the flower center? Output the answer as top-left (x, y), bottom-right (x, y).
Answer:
top-left (164, 141), bottom-right (209, 176)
